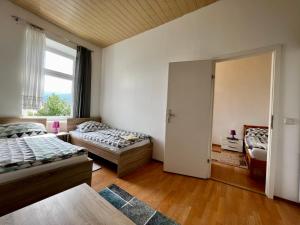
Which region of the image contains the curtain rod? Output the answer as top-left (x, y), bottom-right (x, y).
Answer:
top-left (11, 15), bottom-right (94, 52)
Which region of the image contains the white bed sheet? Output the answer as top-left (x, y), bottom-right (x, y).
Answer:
top-left (247, 148), bottom-right (267, 161)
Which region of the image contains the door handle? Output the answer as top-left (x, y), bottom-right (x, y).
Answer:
top-left (167, 109), bottom-right (176, 123)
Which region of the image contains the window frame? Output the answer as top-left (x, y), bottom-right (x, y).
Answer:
top-left (45, 46), bottom-right (75, 81)
top-left (23, 38), bottom-right (76, 120)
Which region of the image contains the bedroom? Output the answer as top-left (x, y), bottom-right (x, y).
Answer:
top-left (211, 52), bottom-right (273, 193)
top-left (0, 0), bottom-right (300, 224)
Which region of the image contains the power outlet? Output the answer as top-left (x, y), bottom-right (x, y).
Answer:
top-left (284, 118), bottom-right (297, 125)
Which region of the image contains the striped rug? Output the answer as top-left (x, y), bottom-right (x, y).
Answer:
top-left (99, 184), bottom-right (179, 225)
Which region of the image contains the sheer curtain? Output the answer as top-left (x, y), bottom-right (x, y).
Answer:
top-left (22, 25), bottom-right (46, 110)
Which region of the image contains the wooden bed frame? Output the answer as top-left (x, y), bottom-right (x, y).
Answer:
top-left (243, 125), bottom-right (268, 179)
top-left (0, 117), bottom-right (93, 216)
top-left (67, 118), bottom-right (153, 177)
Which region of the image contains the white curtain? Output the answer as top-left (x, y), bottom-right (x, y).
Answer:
top-left (22, 25), bottom-right (46, 110)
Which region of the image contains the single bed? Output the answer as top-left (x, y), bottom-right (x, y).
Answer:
top-left (67, 118), bottom-right (153, 177)
top-left (0, 118), bottom-right (93, 216)
top-left (243, 125), bottom-right (268, 178)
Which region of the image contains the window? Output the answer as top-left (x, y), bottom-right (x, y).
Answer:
top-left (24, 38), bottom-right (76, 118)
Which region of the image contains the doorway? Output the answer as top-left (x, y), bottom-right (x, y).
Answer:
top-left (164, 45), bottom-right (281, 198)
top-left (210, 52), bottom-right (273, 193)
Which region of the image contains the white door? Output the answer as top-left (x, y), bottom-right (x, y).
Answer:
top-left (164, 60), bottom-right (214, 178)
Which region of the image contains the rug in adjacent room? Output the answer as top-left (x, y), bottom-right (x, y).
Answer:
top-left (211, 150), bottom-right (248, 169)
top-left (99, 184), bottom-right (179, 225)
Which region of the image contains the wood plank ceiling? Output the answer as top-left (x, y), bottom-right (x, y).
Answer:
top-left (11, 0), bottom-right (217, 47)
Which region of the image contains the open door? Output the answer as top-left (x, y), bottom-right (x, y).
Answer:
top-left (164, 60), bottom-right (214, 178)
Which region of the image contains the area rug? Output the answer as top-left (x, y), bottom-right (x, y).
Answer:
top-left (99, 184), bottom-right (179, 225)
top-left (211, 150), bottom-right (248, 169)
top-left (92, 162), bottom-right (101, 172)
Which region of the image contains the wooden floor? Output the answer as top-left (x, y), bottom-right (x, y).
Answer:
top-left (211, 161), bottom-right (265, 193)
top-left (91, 160), bottom-right (300, 225)
top-left (211, 145), bottom-right (265, 193)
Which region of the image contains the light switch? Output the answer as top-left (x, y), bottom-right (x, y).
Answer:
top-left (284, 118), bottom-right (297, 125)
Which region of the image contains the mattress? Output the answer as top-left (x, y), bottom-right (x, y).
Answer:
top-left (0, 155), bottom-right (88, 184)
top-left (247, 148), bottom-right (267, 161)
top-left (0, 134), bottom-right (86, 174)
top-left (70, 130), bottom-right (151, 154)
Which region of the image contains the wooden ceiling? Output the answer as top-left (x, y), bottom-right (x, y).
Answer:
top-left (11, 0), bottom-right (217, 47)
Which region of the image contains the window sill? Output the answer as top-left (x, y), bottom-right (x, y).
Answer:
top-left (22, 116), bottom-right (72, 122)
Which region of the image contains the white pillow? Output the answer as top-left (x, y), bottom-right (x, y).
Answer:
top-left (77, 121), bottom-right (109, 133)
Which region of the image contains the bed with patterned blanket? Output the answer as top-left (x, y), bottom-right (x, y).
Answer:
top-left (244, 127), bottom-right (268, 161)
top-left (0, 134), bottom-right (86, 174)
top-left (69, 129), bottom-right (150, 153)
top-left (0, 118), bottom-right (92, 216)
top-left (243, 125), bottom-right (268, 178)
top-left (67, 118), bottom-right (153, 177)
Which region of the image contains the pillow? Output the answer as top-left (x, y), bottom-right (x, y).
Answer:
top-left (246, 128), bottom-right (268, 138)
top-left (120, 134), bottom-right (139, 141)
top-left (0, 122), bottom-right (47, 139)
top-left (77, 121), bottom-right (110, 133)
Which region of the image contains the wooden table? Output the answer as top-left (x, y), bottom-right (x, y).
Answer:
top-left (0, 184), bottom-right (134, 225)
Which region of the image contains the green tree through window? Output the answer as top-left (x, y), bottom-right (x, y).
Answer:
top-left (36, 94), bottom-right (71, 116)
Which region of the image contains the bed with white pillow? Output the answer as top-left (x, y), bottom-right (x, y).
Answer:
top-left (0, 118), bottom-right (92, 216)
top-left (244, 127), bottom-right (268, 161)
top-left (67, 117), bottom-right (153, 177)
top-left (243, 125), bottom-right (269, 178)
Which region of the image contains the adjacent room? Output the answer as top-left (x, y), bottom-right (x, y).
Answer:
top-left (211, 52), bottom-right (273, 193)
top-left (0, 0), bottom-right (300, 225)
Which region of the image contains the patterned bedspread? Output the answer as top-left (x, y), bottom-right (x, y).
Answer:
top-left (71, 128), bottom-right (150, 149)
top-left (0, 135), bottom-right (86, 174)
top-left (245, 128), bottom-right (268, 150)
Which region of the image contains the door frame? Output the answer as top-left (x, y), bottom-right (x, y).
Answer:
top-left (209, 44), bottom-right (282, 198)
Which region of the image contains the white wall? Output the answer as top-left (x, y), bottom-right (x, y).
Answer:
top-left (212, 53), bottom-right (272, 145)
top-left (0, 0), bottom-right (102, 117)
top-left (101, 0), bottom-right (300, 202)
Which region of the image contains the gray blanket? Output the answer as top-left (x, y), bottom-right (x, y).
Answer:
top-left (72, 128), bottom-right (149, 149)
top-left (245, 128), bottom-right (268, 150)
top-left (0, 135), bottom-right (86, 174)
